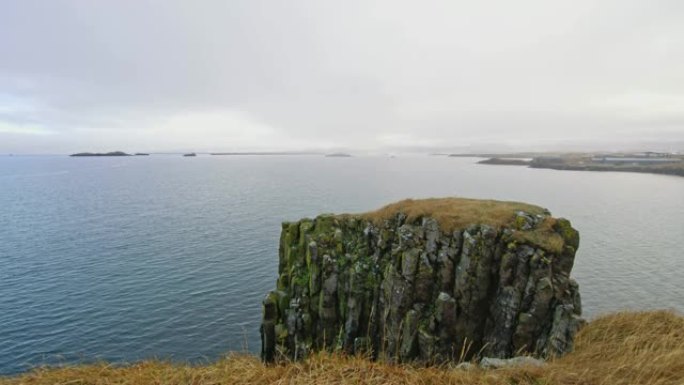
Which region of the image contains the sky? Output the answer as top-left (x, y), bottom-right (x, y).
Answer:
top-left (1, 0), bottom-right (683, 154)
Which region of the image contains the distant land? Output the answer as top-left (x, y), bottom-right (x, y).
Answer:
top-left (477, 157), bottom-right (531, 166)
top-left (449, 152), bottom-right (557, 159)
top-left (210, 152), bottom-right (320, 156)
top-left (70, 151), bottom-right (131, 157)
top-left (325, 152), bottom-right (352, 157)
top-left (464, 152), bottom-right (684, 177)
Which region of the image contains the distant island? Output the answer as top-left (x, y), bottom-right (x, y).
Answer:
top-left (477, 157), bottom-right (531, 166)
top-left (134, 153), bottom-right (150, 156)
top-left (183, 153), bottom-right (197, 157)
top-left (70, 151), bottom-right (131, 157)
top-left (464, 152), bottom-right (684, 177)
top-left (325, 152), bottom-right (352, 157)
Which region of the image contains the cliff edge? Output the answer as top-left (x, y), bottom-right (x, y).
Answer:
top-left (261, 198), bottom-right (583, 364)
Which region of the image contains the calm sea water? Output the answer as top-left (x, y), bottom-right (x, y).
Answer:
top-left (1, 155), bottom-right (683, 374)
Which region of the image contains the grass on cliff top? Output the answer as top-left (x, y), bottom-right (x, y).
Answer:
top-left (4, 310), bottom-right (683, 385)
top-left (358, 197), bottom-right (548, 232)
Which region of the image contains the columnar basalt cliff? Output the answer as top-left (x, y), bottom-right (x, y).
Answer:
top-left (261, 198), bottom-right (583, 364)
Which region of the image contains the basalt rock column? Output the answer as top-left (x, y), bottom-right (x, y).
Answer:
top-left (260, 198), bottom-right (584, 363)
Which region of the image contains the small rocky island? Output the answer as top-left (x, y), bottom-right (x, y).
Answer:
top-left (261, 198), bottom-right (583, 364)
top-left (70, 151), bottom-right (131, 157)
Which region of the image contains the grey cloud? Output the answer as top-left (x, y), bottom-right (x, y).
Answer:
top-left (0, 0), bottom-right (683, 153)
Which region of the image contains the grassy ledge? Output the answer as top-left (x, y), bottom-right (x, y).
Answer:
top-left (2, 310), bottom-right (682, 385)
top-left (342, 197), bottom-right (567, 253)
top-left (355, 197), bottom-right (549, 232)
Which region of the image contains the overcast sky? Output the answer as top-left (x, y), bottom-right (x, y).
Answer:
top-left (1, 0), bottom-right (683, 154)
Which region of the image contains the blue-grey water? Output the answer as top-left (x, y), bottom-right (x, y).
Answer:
top-left (0, 155), bottom-right (683, 375)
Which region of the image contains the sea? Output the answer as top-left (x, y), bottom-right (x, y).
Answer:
top-left (0, 154), bottom-right (682, 374)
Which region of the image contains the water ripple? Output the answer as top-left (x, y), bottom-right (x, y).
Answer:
top-left (0, 155), bottom-right (683, 374)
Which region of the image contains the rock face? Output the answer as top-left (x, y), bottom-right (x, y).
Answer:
top-left (260, 198), bottom-right (583, 364)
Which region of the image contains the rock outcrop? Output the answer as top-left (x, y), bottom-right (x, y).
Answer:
top-left (261, 198), bottom-right (583, 364)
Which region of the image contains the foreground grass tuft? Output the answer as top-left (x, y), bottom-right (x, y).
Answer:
top-left (2, 311), bottom-right (683, 385)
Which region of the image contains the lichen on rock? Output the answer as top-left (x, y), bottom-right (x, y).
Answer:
top-left (261, 198), bottom-right (583, 364)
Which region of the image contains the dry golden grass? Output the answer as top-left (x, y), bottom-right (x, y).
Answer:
top-left (358, 197), bottom-right (548, 232)
top-left (544, 310), bottom-right (684, 385)
top-left (3, 311), bottom-right (682, 385)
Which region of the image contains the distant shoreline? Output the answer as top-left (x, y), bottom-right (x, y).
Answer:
top-left (477, 157), bottom-right (531, 166)
top-left (528, 162), bottom-right (684, 177)
top-left (472, 154), bottom-right (684, 177)
top-left (210, 152), bottom-right (321, 156)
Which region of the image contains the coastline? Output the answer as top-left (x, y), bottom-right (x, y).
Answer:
top-left (474, 156), bottom-right (684, 177)
top-left (477, 157), bottom-right (532, 166)
top-left (528, 162), bottom-right (684, 177)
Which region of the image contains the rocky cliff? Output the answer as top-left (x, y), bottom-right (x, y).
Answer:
top-left (261, 198), bottom-right (583, 364)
